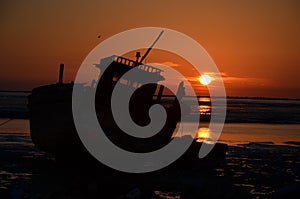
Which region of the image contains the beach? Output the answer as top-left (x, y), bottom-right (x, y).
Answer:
top-left (2, 0), bottom-right (300, 197)
top-left (1, 119), bottom-right (300, 198)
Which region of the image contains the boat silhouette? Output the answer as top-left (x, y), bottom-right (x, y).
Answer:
top-left (28, 32), bottom-right (227, 168)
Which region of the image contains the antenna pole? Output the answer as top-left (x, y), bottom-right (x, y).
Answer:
top-left (139, 30), bottom-right (164, 64)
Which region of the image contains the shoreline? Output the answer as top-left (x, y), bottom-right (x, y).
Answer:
top-left (1, 119), bottom-right (300, 197)
top-left (1, 90), bottom-right (300, 101)
top-left (1, 119), bottom-right (300, 147)
top-left (0, 131), bottom-right (299, 198)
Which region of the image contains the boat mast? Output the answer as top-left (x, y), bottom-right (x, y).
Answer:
top-left (138, 30), bottom-right (164, 64)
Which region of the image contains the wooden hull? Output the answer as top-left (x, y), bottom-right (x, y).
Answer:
top-left (28, 57), bottom-right (227, 169)
top-left (28, 83), bottom-right (82, 154)
top-left (28, 83), bottom-right (180, 154)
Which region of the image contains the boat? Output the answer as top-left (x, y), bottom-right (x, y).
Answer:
top-left (28, 32), bottom-right (227, 168)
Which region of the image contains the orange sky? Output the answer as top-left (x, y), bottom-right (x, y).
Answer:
top-left (1, 0), bottom-right (300, 98)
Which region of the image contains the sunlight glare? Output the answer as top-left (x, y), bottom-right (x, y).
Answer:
top-left (199, 74), bottom-right (212, 85)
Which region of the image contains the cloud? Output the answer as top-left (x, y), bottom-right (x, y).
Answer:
top-left (159, 61), bottom-right (180, 67)
top-left (220, 73), bottom-right (272, 86)
top-left (185, 76), bottom-right (199, 82)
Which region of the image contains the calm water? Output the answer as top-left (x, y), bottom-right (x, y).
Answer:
top-left (178, 122), bottom-right (300, 146)
top-left (1, 93), bottom-right (300, 198)
top-left (0, 92), bottom-right (29, 118)
top-left (183, 96), bottom-right (300, 124)
top-left (225, 97), bottom-right (300, 124)
top-left (1, 91), bottom-right (300, 123)
top-left (1, 91), bottom-right (300, 146)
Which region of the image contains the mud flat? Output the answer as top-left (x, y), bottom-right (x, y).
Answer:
top-left (0, 130), bottom-right (300, 198)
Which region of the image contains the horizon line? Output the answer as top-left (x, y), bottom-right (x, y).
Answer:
top-left (0, 90), bottom-right (299, 100)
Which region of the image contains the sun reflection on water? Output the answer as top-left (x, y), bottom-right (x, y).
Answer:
top-left (196, 127), bottom-right (217, 144)
top-left (199, 105), bottom-right (211, 115)
top-left (189, 97), bottom-right (211, 116)
top-left (196, 127), bottom-right (210, 140)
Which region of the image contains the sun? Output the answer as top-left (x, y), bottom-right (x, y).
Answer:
top-left (199, 74), bottom-right (212, 85)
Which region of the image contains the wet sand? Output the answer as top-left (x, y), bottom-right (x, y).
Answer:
top-left (1, 120), bottom-right (300, 198)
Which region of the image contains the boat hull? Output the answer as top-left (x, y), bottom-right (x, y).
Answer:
top-left (28, 84), bottom-right (227, 169)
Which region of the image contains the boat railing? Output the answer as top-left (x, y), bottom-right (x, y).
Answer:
top-left (137, 64), bottom-right (162, 74)
top-left (115, 56), bottom-right (163, 74)
top-left (116, 56), bottom-right (136, 67)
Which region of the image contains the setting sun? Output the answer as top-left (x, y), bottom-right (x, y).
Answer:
top-left (199, 74), bottom-right (212, 85)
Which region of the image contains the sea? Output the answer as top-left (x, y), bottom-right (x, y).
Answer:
top-left (1, 91), bottom-right (300, 198)
top-left (0, 91), bottom-right (300, 146)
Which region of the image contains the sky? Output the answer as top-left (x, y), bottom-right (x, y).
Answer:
top-left (1, 0), bottom-right (300, 98)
